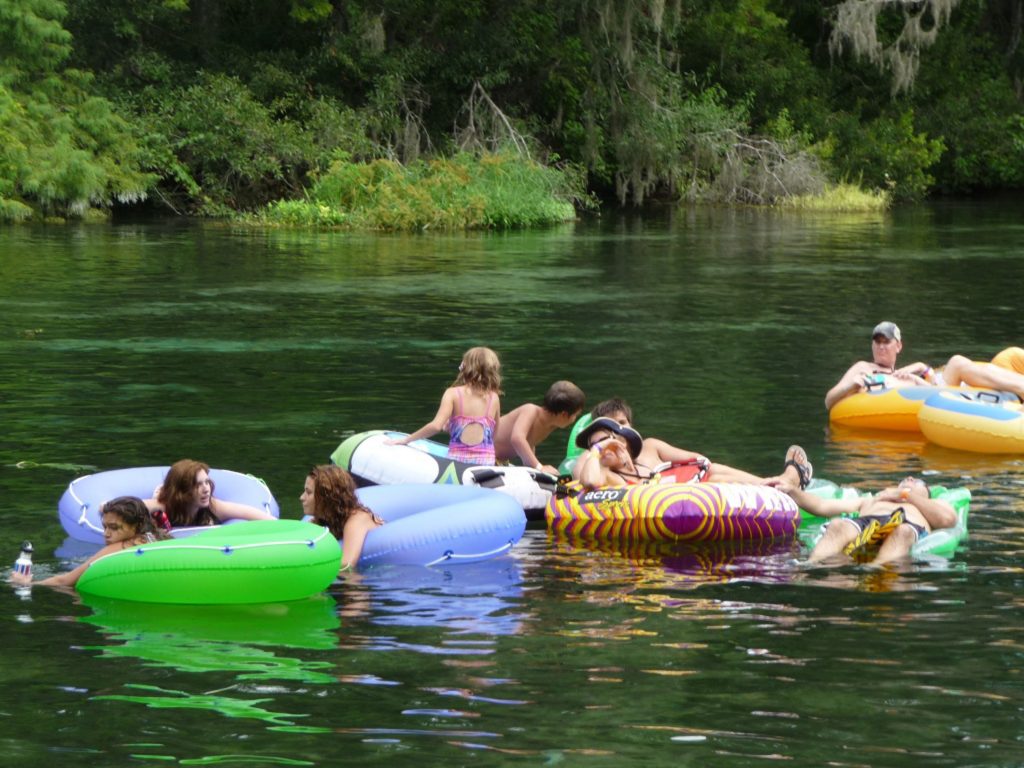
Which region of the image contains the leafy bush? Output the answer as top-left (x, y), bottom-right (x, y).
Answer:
top-left (259, 199), bottom-right (349, 227)
top-left (832, 110), bottom-right (944, 201)
top-left (258, 150), bottom-right (582, 230)
top-left (126, 70), bottom-right (380, 215)
top-left (909, 15), bottom-right (1024, 193)
top-left (0, 197), bottom-right (33, 222)
top-left (130, 73), bottom-right (310, 214)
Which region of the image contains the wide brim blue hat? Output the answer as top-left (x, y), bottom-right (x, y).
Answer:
top-left (574, 417), bottom-right (643, 458)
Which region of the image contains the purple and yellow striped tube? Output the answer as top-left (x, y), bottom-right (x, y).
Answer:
top-left (545, 482), bottom-right (800, 543)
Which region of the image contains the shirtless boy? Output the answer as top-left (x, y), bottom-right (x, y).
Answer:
top-left (494, 380), bottom-right (585, 474)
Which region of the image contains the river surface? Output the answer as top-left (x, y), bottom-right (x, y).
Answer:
top-left (1, 202), bottom-right (1023, 766)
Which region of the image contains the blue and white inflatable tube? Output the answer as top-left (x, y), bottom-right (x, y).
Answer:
top-left (58, 466), bottom-right (280, 544)
top-left (350, 484), bottom-right (526, 567)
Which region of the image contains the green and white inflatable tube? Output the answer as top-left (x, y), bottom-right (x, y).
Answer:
top-left (799, 480), bottom-right (970, 560)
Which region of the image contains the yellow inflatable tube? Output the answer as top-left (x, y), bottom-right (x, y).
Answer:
top-left (919, 391), bottom-right (1024, 453)
top-left (830, 384), bottom-right (1018, 433)
top-left (829, 385), bottom-right (943, 432)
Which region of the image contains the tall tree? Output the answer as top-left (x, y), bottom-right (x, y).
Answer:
top-left (0, 0), bottom-right (151, 219)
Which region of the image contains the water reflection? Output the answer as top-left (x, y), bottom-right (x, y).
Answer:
top-left (919, 443), bottom-right (1024, 481)
top-left (80, 593), bottom-right (335, 679)
top-left (326, 558), bottom-right (534, 743)
top-left (79, 595), bottom-right (340, 725)
top-left (94, 683), bottom-right (311, 726)
top-left (827, 423), bottom-right (1024, 483)
top-left (337, 557), bottom-right (528, 640)
top-left (548, 534), bottom-right (800, 592)
top-left (826, 424), bottom-right (929, 478)
top-left (547, 528), bottom-right (969, 599)
top-left (797, 562), bottom-right (963, 593)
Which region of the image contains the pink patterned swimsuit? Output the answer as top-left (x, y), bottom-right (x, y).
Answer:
top-left (446, 389), bottom-right (497, 465)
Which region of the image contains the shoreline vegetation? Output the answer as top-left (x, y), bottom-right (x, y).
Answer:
top-left (250, 152), bottom-right (586, 231)
top-left (2, 1), bottom-right (1019, 227)
top-left (773, 184), bottom-right (890, 214)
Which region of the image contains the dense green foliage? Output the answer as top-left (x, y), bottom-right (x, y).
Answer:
top-left (0, 0), bottom-right (152, 219)
top-left (257, 151), bottom-right (581, 230)
top-left (2, 0), bottom-right (1023, 223)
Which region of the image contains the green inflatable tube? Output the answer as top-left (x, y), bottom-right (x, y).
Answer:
top-left (558, 412), bottom-right (593, 475)
top-left (798, 481), bottom-right (970, 559)
top-left (77, 519), bottom-right (341, 604)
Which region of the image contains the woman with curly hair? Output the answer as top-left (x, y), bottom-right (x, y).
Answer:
top-left (145, 459), bottom-right (275, 531)
top-left (301, 465), bottom-right (384, 570)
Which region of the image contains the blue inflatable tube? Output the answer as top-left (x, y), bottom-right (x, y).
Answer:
top-left (350, 484), bottom-right (526, 567)
top-left (58, 466), bottom-right (280, 544)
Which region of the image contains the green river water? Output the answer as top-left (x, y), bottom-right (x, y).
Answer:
top-left (1, 202), bottom-right (1023, 767)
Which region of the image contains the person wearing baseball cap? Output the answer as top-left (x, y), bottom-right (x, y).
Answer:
top-left (824, 321), bottom-right (928, 410)
top-left (825, 322), bottom-right (1024, 410)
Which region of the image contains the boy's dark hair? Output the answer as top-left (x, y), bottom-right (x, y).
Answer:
top-left (542, 380), bottom-right (585, 415)
top-left (591, 397), bottom-right (633, 423)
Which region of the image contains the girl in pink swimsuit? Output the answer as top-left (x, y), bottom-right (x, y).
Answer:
top-left (387, 347), bottom-right (503, 465)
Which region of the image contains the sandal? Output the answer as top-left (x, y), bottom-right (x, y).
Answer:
top-left (783, 445), bottom-right (814, 490)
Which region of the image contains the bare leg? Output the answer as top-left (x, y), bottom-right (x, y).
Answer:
top-left (871, 524), bottom-right (918, 566)
top-left (942, 355), bottom-right (1024, 397)
top-left (711, 461), bottom-right (806, 486)
top-left (708, 463), bottom-right (765, 484)
top-left (807, 519), bottom-right (858, 562)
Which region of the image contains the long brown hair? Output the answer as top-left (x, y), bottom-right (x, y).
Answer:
top-left (307, 465), bottom-right (376, 539)
top-left (157, 459), bottom-right (218, 526)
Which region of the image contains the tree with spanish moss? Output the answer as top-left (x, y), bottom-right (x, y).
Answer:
top-left (829, 0), bottom-right (961, 94)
